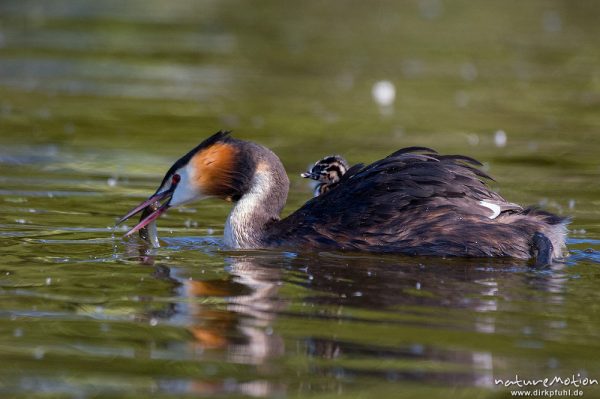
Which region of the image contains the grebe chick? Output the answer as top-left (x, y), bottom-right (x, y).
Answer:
top-left (301, 155), bottom-right (349, 196)
top-left (117, 131), bottom-right (569, 265)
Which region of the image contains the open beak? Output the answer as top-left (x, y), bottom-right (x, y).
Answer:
top-left (116, 186), bottom-right (175, 237)
top-left (301, 171), bottom-right (319, 179)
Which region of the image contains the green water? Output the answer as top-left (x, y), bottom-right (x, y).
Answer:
top-left (1, 1), bottom-right (600, 398)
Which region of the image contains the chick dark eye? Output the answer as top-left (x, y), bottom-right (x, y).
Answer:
top-left (172, 174), bottom-right (181, 185)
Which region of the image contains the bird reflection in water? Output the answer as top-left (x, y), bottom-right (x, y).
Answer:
top-left (124, 236), bottom-right (569, 396)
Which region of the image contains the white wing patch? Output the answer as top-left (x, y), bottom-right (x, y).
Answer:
top-left (479, 200), bottom-right (501, 219)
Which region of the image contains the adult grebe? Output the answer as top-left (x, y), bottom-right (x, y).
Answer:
top-left (117, 131), bottom-right (568, 265)
top-left (301, 155), bottom-right (350, 196)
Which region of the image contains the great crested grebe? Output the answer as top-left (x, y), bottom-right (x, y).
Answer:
top-left (301, 155), bottom-right (350, 196)
top-left (117, 131), bottom-right (568, 265)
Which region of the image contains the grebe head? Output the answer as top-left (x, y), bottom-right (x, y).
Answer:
top-left (301, 155), bottom-right (348, 184)
top-left (117, 131), bottom-right (289, 245)
top-left (301, 155), bottom-right (349, 196)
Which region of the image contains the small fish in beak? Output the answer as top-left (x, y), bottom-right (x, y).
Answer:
top-left (116, 174), bottom-right (181, 238)
top-left (138, 201), bottom-right (161, 248)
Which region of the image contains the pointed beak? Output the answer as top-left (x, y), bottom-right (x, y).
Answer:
top-left (116, 185), bottom-right (175, 237)
top-left (301, 171), bottom-right (319, 179)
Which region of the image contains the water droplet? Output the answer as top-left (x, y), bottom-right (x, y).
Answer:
top-left (223, 378), bottom-right (237, 392)
top-left (64, 122), bottom-right (75, 134)
top-left (494, 130), bottom-right (507, 147)
top-left (466, 133), bottom-right (479, 146)
top-left (455, 90), bottom-right (470, 108)
top-left (542, 10), bottom-right (562, 33)
top-left (107, 177), bottom-right (118, 187)
top-left (460, 63), bottom-right (478, 81)
top-left (418, 0), bottom-right (443, 20)
top-left (33, 347), bottom-right (45, 359)
top-left (36, 107), bottom-right (51, 120)
top-left (336, 72), bottom-right (354, 90)
top-left (410, 344), bottom-right (424, 355)
top-left (402, 59), bottom-right (423, 78)
top-left (149, 318), bottom-right (158, 326)
top-left (372, 80), bottom-right (396, 107)
top-left (45, 277), bottom-right (52, 286)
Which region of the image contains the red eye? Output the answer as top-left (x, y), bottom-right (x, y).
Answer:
top-left (172, 174), bottom-right (181, 184)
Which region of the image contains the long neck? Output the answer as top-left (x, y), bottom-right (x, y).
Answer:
top-left (224, 144), bottom-right (289, 249)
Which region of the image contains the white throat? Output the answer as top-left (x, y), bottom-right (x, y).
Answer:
top-left (224, 169), bottom-right (274, 249)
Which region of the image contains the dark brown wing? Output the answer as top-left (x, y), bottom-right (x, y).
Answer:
top-left (266, 147), bottom-right (529, 257)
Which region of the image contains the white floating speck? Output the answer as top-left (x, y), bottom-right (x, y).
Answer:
top-left (460, 63), bottom-right (478, 81)
top-left (13, 328), bottom-right (23, 338)
top-left (416, 282), bottom-right (421, 290)
top-left (402, 59), bottom-right (423, 78)
top-left (149, 318), bottom-right (158, 326)
top-left (336, 73), bottom-right (354, 90)
top-left (15, 219), bottom-right (27, 224)
top-left (568, 199), bottom-right (576, 210)
top-left (184, 219), bottom-right (198, 228)
top-left (107, 177), bottom-right (118, 187)
top-left (372, 80), bottom-right (396, 107)
top-left (528, 141), bottom-right (539, 151)
top-left (494, 130), bottom-right (507, 147)
top-left (466, 133), bottom-right (479, 146)
top-left (418, 0), bottom-right (443, 20)
top-left (64, 122), bottom-right (75, 134)
top-left (34, 347), bottom-right (45, 360)
top-left (455, 91), bottom-right (470, 108)
top-left (542, 10), bottom-right (562, 33)
top-left (45, 277), bottom-right (52, 286)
